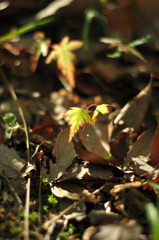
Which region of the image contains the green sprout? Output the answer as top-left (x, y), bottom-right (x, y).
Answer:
top-left (2, 113), bottom-right (24, 139)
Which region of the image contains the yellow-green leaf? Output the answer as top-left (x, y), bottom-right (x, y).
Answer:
top-left (64, 107), bottom-right (94, 142)
top-left (92, 104), bottom-right (109, 120)
top-left (45, 36), bottom-right (83, 88)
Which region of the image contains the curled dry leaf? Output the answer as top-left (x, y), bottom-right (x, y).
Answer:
top-left (0, 144), bottom-right (26, 178)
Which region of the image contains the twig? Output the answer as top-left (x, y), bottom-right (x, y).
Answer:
top-left (44, 182), bottom-right (108, 239)
top-left (0, 67), bottom-right (30, 240)
top-left (0, 173), bottom-right (24, 210)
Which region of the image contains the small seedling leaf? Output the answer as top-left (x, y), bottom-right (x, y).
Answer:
top-left (107, 51), bottom-right (123, 58)
top-left (64, 107), bottom-right (94, 142)
top-left (130, 35), bottom-right (152, 47)
top-left (2, 113), bottom-right (16, 126)
top-left (92, 104), bottom-right (109, 120)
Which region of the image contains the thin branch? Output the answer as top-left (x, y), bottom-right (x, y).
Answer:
top-left (44, 182), bottom-right (108, 239)
top-left (0, 173), bottom-right (24, 211)
top-left (0, 67), bottom-right (30, 240)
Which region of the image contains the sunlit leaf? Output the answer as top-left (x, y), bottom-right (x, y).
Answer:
top-left (64, 107), bottom-right (94, 142)
top-left (46, 36), bottom-right (83, 88)
top-left (127, 46), bottom-right (147, 63)
top-left (92, 104), bottom-right (109, 120)
top-left (0, 16), bottom-right (55, 43)
top-left (100, 37), bottom-right (121, 46)
top-left (130, 35), bottom-right (152, 47)
top-left (107, 51), bottom-right (123, 58)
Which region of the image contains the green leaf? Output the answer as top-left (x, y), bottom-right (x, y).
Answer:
top-left (128, 46), bottom-right (147, 63)
top-left (48, 194), bottom-right (58, 206)
top-left (64, 107), bottom-right (94, 142)
top-left (46, 36), bottom-right (83, 88)
top-left (107, 51), bottom-right (123, 58)
top-left (83, 8), bottom-right (107, 52)
top-left (0, 16), bottom-right (55, 43)
top-left (129, 35), bottom-right (152, 47)
top-left (147, 181), bottom-right (159, 191)
top-left (2, 113), bottom-right (16, 126)
top-left (4, 129), bottom-right (13, 139)
top-left (92, 104), bottom-right (109, 120)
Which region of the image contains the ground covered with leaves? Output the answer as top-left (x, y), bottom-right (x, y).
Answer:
top-left (1, 1), bottom-right (159, 239)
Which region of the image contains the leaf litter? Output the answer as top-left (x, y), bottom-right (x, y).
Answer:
top-left (1, 2), bottom-right (159, 239)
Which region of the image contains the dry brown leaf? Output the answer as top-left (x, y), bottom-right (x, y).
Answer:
top-left (51, 181), bottom-right (96, 202)
top-left (149, 124), bottom-right (159, 166)
top-left (124, 126), bottom-right (156, 168)
top-left (0, 144), bottom-right (26, 178)
top-left (114, 80), bottom-right (152, 130)
top-left (73, 140), bottom-right (111, 166)
top-left (49, 128), bottom-right (76, 181)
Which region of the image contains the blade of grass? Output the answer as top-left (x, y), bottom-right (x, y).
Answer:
top-left (0, 16), bottom-right (55, 43)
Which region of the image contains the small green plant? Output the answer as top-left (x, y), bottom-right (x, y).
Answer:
top-left (42, 205), bottom-right (49, 213)
top-left (100, 34), bottom-right (152, 62)
top-left (29, 211), bottom-right (38, 223)
top-left (145, 181), bottom-right (159, 240)
top-left (2, 113), bottom-right (24, 139)
top-left (42, 177), bottom-right (49, 184)
top-left (19, 211), bottom-right (38, 223)
top-left (64, 104), bottom-right (109, 142)
top-left (59, 224), bottom-right (77, 240)
top-left (48, 194), bottom-right (58, 207)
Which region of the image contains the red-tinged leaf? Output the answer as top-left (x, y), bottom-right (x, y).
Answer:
top-left (73, 140), bottom-right (112, 166)
top-left (32, 111), bottom-right (58, 139)
top-left (45, 36), bottom-right (83, 88)
top-left (64, 107), bottom-right (94, 142)
top-left (150, 124), bottom-right (159, 166)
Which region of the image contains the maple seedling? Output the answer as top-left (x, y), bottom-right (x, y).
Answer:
top-left (45, 36), bottom-right (83, 88)
top-left (64, 104), bottom-right (109, 143)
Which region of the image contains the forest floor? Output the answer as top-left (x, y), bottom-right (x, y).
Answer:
top-left (0, 1), bottom-right (159, 239)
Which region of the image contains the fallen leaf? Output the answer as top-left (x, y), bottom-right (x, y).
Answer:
top-left (91, 220), bottom-right (142, 240)
top-left (75, 123), bottom-right (110, 157)
top-left (149, 124), bottom-right (159, 166)
top-left (45, 36), bottom-right (83, 88)
top-left (124, 126), bottom-right (156, 168)
top-left (126, 156), bottom-right (158, 179)
top-left (51, 181), bottom-right (96, 202)
top-left (49, 128), bottom-right (76, 181)
top-left (73, 140), bottom-right (111, 166)
top-left (114, 80), bottom-right (152, 130)
top-left (0, 144), bottom-right (26, 178)
top-left (58, 198), bottom-right (86, 221)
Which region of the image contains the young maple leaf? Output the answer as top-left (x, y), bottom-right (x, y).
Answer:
top-left (92, 104), bottom-right (109, 120)
top-left (45, 36), bottom-right (83, 88)
top-left (64, 107), bottom-right (94, 142)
